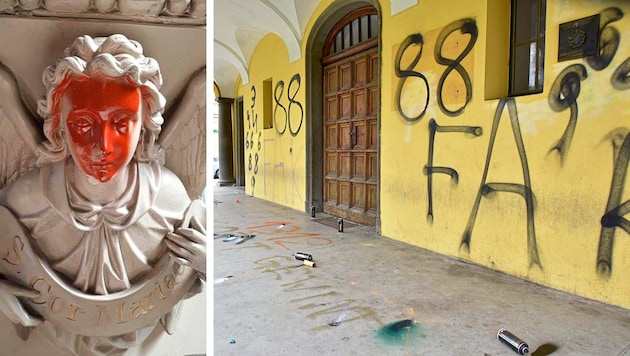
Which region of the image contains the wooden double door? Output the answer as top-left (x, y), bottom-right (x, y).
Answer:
top-left (322, 41), bottom-right (378, 226)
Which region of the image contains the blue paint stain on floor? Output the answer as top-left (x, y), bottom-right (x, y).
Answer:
top-left (376, 319), bottom-right (425, 346)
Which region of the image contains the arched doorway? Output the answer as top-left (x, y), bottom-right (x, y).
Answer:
top-left (305, 1), bottom-right (381, 229)
top-left (322, 8), bottom-right (378, 226)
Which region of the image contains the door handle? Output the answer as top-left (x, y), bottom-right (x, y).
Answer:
top-left (349, 125), bottom-right (356, 147)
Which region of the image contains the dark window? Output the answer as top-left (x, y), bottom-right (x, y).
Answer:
top-left (509, 0), bottom-right (546, 96)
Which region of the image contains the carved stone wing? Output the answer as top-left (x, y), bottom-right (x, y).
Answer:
top-left (0, 62), bottom-right (45, 189)
top-left (159, 67), bottom-right (206, 200)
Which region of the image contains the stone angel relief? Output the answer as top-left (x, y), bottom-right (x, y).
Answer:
top-left (0, 34), bottom-right (207, 355)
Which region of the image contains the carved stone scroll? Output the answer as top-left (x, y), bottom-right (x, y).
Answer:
top-left (0, 205), bottom-right (197, 337)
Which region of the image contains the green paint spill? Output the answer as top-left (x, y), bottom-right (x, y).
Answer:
top-left (376, 319), bottom-right (425, 345)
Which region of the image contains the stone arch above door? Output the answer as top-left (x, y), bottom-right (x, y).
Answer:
top-left (305, 0), bottom-right (381, 231)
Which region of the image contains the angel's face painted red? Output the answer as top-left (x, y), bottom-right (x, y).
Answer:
top-left (61, 78), bottom-right (142, 182)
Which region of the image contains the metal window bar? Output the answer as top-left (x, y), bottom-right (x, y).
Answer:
top-left (323, 11), bottom-right (378, 58)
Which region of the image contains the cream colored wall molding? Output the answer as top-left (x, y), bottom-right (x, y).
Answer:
top-left (0, 0), bottom-right (205, 25)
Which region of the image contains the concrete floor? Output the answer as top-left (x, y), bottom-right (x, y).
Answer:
top-left (213, 185), bottom-right (630, 356)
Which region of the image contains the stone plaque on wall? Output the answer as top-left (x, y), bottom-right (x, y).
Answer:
top-left (558, 14), bottom-right (600, 62)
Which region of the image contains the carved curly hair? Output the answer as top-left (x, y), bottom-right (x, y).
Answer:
top-left (37, 34), bottom-right (165, 163)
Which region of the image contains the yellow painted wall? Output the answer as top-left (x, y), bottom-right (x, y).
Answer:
top-left (236, 33), bottom-right (306, 210)
top-left (379, 0), bottom-right (630, 308)
top-left (239, 0), bottom-right (630, 309)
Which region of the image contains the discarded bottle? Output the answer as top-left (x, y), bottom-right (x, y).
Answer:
top-left (497, 328), bottom-right (529, 355)
top-left (338, 218), bottom-right (344, 232)
top-left (292, 252), bottom-right (313, 261)
top-left (311, 206), bottom-right (316, 218)
top-left (303, 260), bottom-right (317, 268)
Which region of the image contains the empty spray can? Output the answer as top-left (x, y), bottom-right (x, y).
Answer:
top-left (497, 328), bottom-right (529, 355)
top-left (292, 252), bottom-right (313, 261)
top-left (338, 218), bottom-right (344, 232)
top-left (303, 260), bottom-right (317, 268)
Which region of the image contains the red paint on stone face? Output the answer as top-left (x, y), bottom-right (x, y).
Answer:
top-left (62, 77), bottom-right (142, 182)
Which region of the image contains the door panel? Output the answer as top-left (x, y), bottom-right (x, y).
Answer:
top-left (353, 153), bottom-right (365, 179)
top-left (323, 44), bottom-right (378, 226)
top-left (353, 89), bottom-right (366, 117)
top-left (354, 57), bottom-right (367, 86)
top-left (325, 67), bottom-right (338, 93)
top-left (353, 121), bottom-right (366, 149)
top-left (340, 63), bottom-right (352, 89)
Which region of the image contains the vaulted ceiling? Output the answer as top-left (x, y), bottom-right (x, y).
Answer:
top-left (213, 0), bottom-right (321, 97)
top-left (213, 0), bottom-right (419, 98)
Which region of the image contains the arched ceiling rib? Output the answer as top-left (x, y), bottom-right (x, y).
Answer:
top-left (214, 0), bottom-right (415, 97)
top-left (213, 0), bottom-right (319, 96)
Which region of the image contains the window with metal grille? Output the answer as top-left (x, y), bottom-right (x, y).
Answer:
top-left (509, 0), bottom-right (546, 96)
top-left (323, 8), bottom-right (378, 59)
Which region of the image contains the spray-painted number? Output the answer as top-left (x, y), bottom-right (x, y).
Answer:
top-left (274, 74), bottom-right (304, 137)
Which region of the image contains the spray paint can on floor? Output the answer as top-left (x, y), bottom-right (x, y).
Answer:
top-left (338, 218), bottom-right (344, 232)
top-left (497, 328), bottom-right (529, 355)
top-left (303, 260), bottom-right (317, 268)
top-left (311, 206), bottom-right (316, 218)
top-left (292, 252), bottom-right (313, 261)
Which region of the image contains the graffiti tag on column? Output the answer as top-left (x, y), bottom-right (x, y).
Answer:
top-left (287, 74), bottom-right (304, 136)
top-left (598, 5), bottom-right (626, 276)
top-left (547, 8), bottom-right (623, 166)
top-left (461, 98), bottom-right (541, 269)
top-left (395, 19), bottom-right (477, 122)
top-left (274, 80), bottom-right (287, 134)
top-left (274, 74), bottom-right (304, 137)
top-left (547, 64), bottom-right (587, 164)
top-left (248, 85), bottom-right (258, 188)
top-left (395, 34), bottom-right (429, 122)
top-left (425, 118), bottom-right (482, 222)
top-left (586, 7), bottom-right (623, 71)
top-left (598, 129), bottom-right (630, 278)
top-left (549, 6), bottom-right (630, 279)
top-left (610, 7), bottom-right (629, 90)
top-left (434, 18), bottom-right (477, 117)
top-left (254, 132), bottom-right (261, 174)
top-left (612, 57), bottom-right (630, 90)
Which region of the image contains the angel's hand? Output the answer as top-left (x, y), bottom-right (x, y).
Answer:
top-left (165, 213), bottom-right (206, 281)
top-left (0, 278), bottom-right (43, 327)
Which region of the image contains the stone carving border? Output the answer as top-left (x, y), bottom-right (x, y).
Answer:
top-left (0, 0), bottom-right (205, 25)
top-left (0, 205), bottom-right (198, 337)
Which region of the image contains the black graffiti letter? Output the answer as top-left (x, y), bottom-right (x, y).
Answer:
top-left (254, 153), bottom-right (259, 174)
top-left (287, 74), bottom-right (304, 136)
top-left (586, 7), bottom-right (623, 71)
top-left (246, 111), bottom-right (251, 150)
top-left (598, 129), bottom-right (630, 278)
top-left (251, 113), bottom-right (258, 131)
top-left (251, 85), bottom-right (256, 108)
top-left (425, 119), bottom-right (482, 222)
top-left (461, 98), bottom-right (540, 269)
top-left (547, 64), bottom-right (587, 164)
top-left (274, 80), bottom-right (288, 135)
top-left (247, 85), bottom-right (257, 153)
top-left (395, 34), bottom-right (430, 123)
top-left (434, 18), bottom-right (477, 117)
top-left (611, 57), bottom-right (630, 90)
